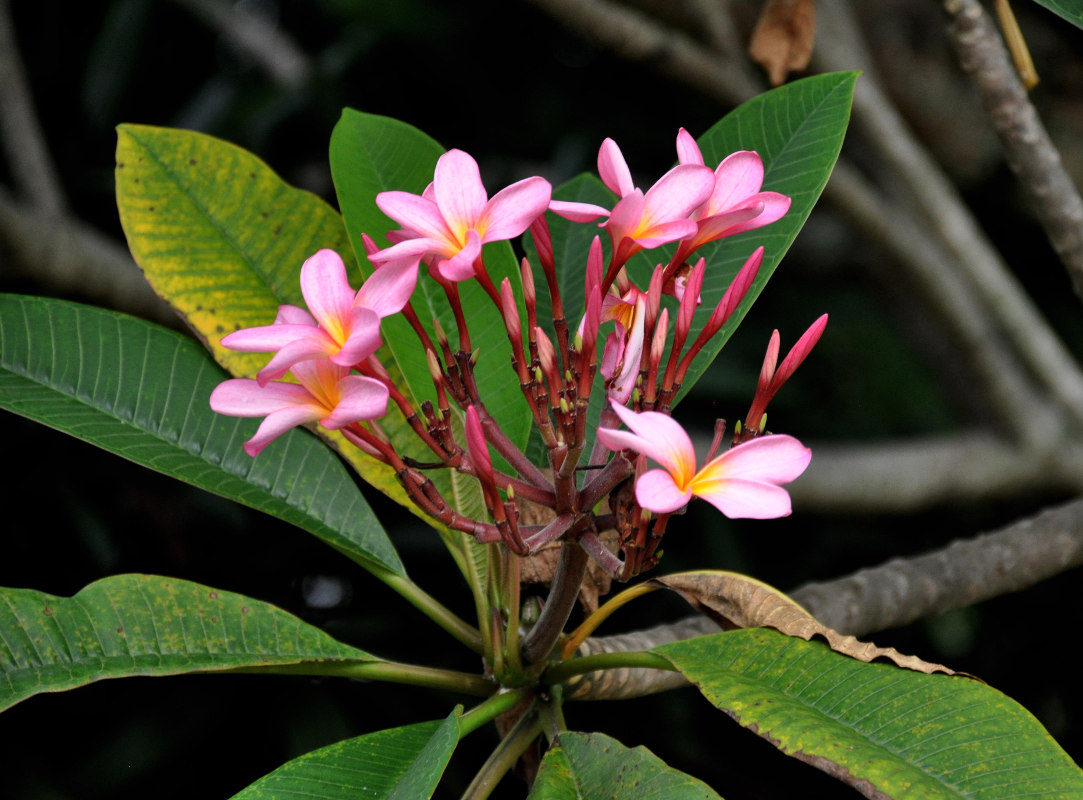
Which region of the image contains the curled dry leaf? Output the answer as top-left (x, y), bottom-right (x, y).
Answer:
top-left (649, 571), bottom-right (964, 677)
top-left (749, 0), bottom-right (817, 86)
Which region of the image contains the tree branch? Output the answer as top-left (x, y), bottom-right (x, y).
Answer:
top-left (941, 0), bottom-right (1083, 301)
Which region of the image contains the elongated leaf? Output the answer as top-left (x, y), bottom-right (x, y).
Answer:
top-left (114, 123), bottom-right (411, 517)
top-left (0, 294), bottom-right (403, 576)
top-left (230, 712), bottom-right (460, 799)
top-left (529, 732), bottom-right (723, 800)
top-left (657, 629), bottom-right (1083, 799)
top-left (1031, 0), bottom-right (1083, 30)
top-left (328, 108), bottom-right (531, 458)
top-left (0, 575), bottom-right (376, 712)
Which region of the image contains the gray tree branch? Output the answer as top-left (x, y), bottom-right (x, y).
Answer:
top-left (941, 0), bottom-right (1083, 300)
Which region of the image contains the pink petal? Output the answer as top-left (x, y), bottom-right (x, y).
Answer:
top-left (548, 200), bottom-right (610, 222)
top-left (692, 205), bottom-right (765, 243)
top-left (598, 138), bottom-right (635, 197)
top-left (220, 322), bottom-right (318, 353)
top-left (300, 249), bottom-right (354, 333)
top-left (436, 229), bottom-right (481, 282)
top-left (321, 375), bottom-right (389, 428)
top-left (368, 236), bottom-right (447, 265)
top-left (693, 478), bottom-right (793, 519)
top-left (710, 151), bottom-right (766, 210)
top-left (699, 434), bottom-right (811, 485)
top-left (332, 307), bottom-right (382, 367)
top-left (355, 258), bottom-right (419, 318)
top-left (433, 149), bottom-right (488, 232)
top-left (641, 164), bottom-right (715, 227)
top-left (632, 219), bottom-right (700, 249)
top-left (257, 333), bottom-right (337, 385)
top-left (209, 378), bottom-right (313, 416)
top-left (635, 469), bottom-right (693, 514)
top-left (375, 191), bottom-right (455, 243)
top-left (722, 192), bottom-right (792, 237)
top-left (605, 401), bottom-right (697, 484)
top-left (244, 405), bottom-right (325, 456)
top-left (274, 305), bottom-right (317, 326)
top-left (478, 176), bottom-right (552, 241)
top-left (675, 128), bottom-right (704, 166)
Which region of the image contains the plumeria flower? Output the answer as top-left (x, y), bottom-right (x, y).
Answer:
top-left (672, 128), bottom-right (791, 263)
top-left (370, 149), bottom-right (551, 283)
top-left (209, 358), bottom-right (389, 457)
top-left (550, 137), bottom-right (714, 263)
top-left (221, 249), bottom-right (416, 385)
top-left (597, 401), bottom-right (811, 518)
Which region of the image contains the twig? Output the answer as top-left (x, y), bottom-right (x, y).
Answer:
top-left (570, 495), bottom-right (1083, 698)
top-left (0, 0), bottom-right (66, 214)
top-left (942, 0), bottom-right (1083, 301)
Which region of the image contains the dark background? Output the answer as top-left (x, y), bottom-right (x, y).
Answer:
top-left (2, 1), bottom-right (1082, 798)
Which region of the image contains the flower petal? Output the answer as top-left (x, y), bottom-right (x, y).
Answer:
top-left (436, 229), bottom-right (482, 282)
top-left (244, 405), bottom-right (325, 456)
top-left (321, 375), bottom-right (389, 428)
top-left (332, 307), bottom-right (382, 367)
top-left (355, 257), bottom-right (419, 318)
top-left (209, 378), bottom-right (313, 416)
top-left (709, 151), bottom-right (766, 210)
top-left (220, 322), bottom-right (318, 353)
top-left (433, 149), bottom-right (488, 233)
top-left (692, 478), bottom-right (794, 519)
top-left (375, 191), bottom-right (455, 242)
top-left (300, 249), bottom-right (354, 334)
top-left (603, 401), bottom-right (697, 484)
top-left (699, 434), bottom-right (811, 485)
top-left (641, 164), bottom-right (715, 228)
top-left (598, 138), bottom-right (635, 197)
top-left (635, 469), bottom-right (693, 514)
top-left (478, 176), bottom-right (552, 241)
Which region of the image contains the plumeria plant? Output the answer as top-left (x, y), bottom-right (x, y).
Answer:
top-left (2, 71), bottom-right (1081, 799)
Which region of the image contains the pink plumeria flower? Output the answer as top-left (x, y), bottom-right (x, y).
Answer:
top-left (370, 149), bottom-right (551, 283)
top-left (673, 128), bottom-right (791, 262)
top-left (550, 137), bottom-right (714, 262)
top-left (221, 249), bottom-right (416, 385)
top-left (597, 401), bottom-right (811, 518)
top-left (599, 286), bottom-right (647, 403)
top-left (209, 358), bottom-right (389, 457)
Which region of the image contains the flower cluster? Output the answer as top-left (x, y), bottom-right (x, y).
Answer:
top-left (209, 133), bottom-right (823, 579)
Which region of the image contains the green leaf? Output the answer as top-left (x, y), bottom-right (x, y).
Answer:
top-left (529, 732), bottom-right (723, 800)
top-left (229, 712), bottom-right (460, 800)
top-left (0, 294), bottom-right (404, 576)
top-left (0, 575), bottom-right (377, 713)
top-left (657, 629), bottom-right (1083, 799)
top-left (328, 108), bottom-right (531, 460)
top-left (114, 123), bottom-right (412, 519)
top-left (1030, 0), bottom-right (1083, 30)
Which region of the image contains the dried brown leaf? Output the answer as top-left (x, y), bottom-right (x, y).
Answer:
top-left (749, 0), bottom-right (817, 86)
top-left (650, 571), bottom-right (962, 677)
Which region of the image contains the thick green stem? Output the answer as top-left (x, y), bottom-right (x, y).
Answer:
top-left (544, 650), bottom-right (677, 686)
top-left (461, 701), bottom-right (543, 800)
top-left (238, 659), bottom-right (496, 697)
top-left (460, 687), bottom-right (533, 737)
top-left (363, 561), bottom-right (484, 654)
